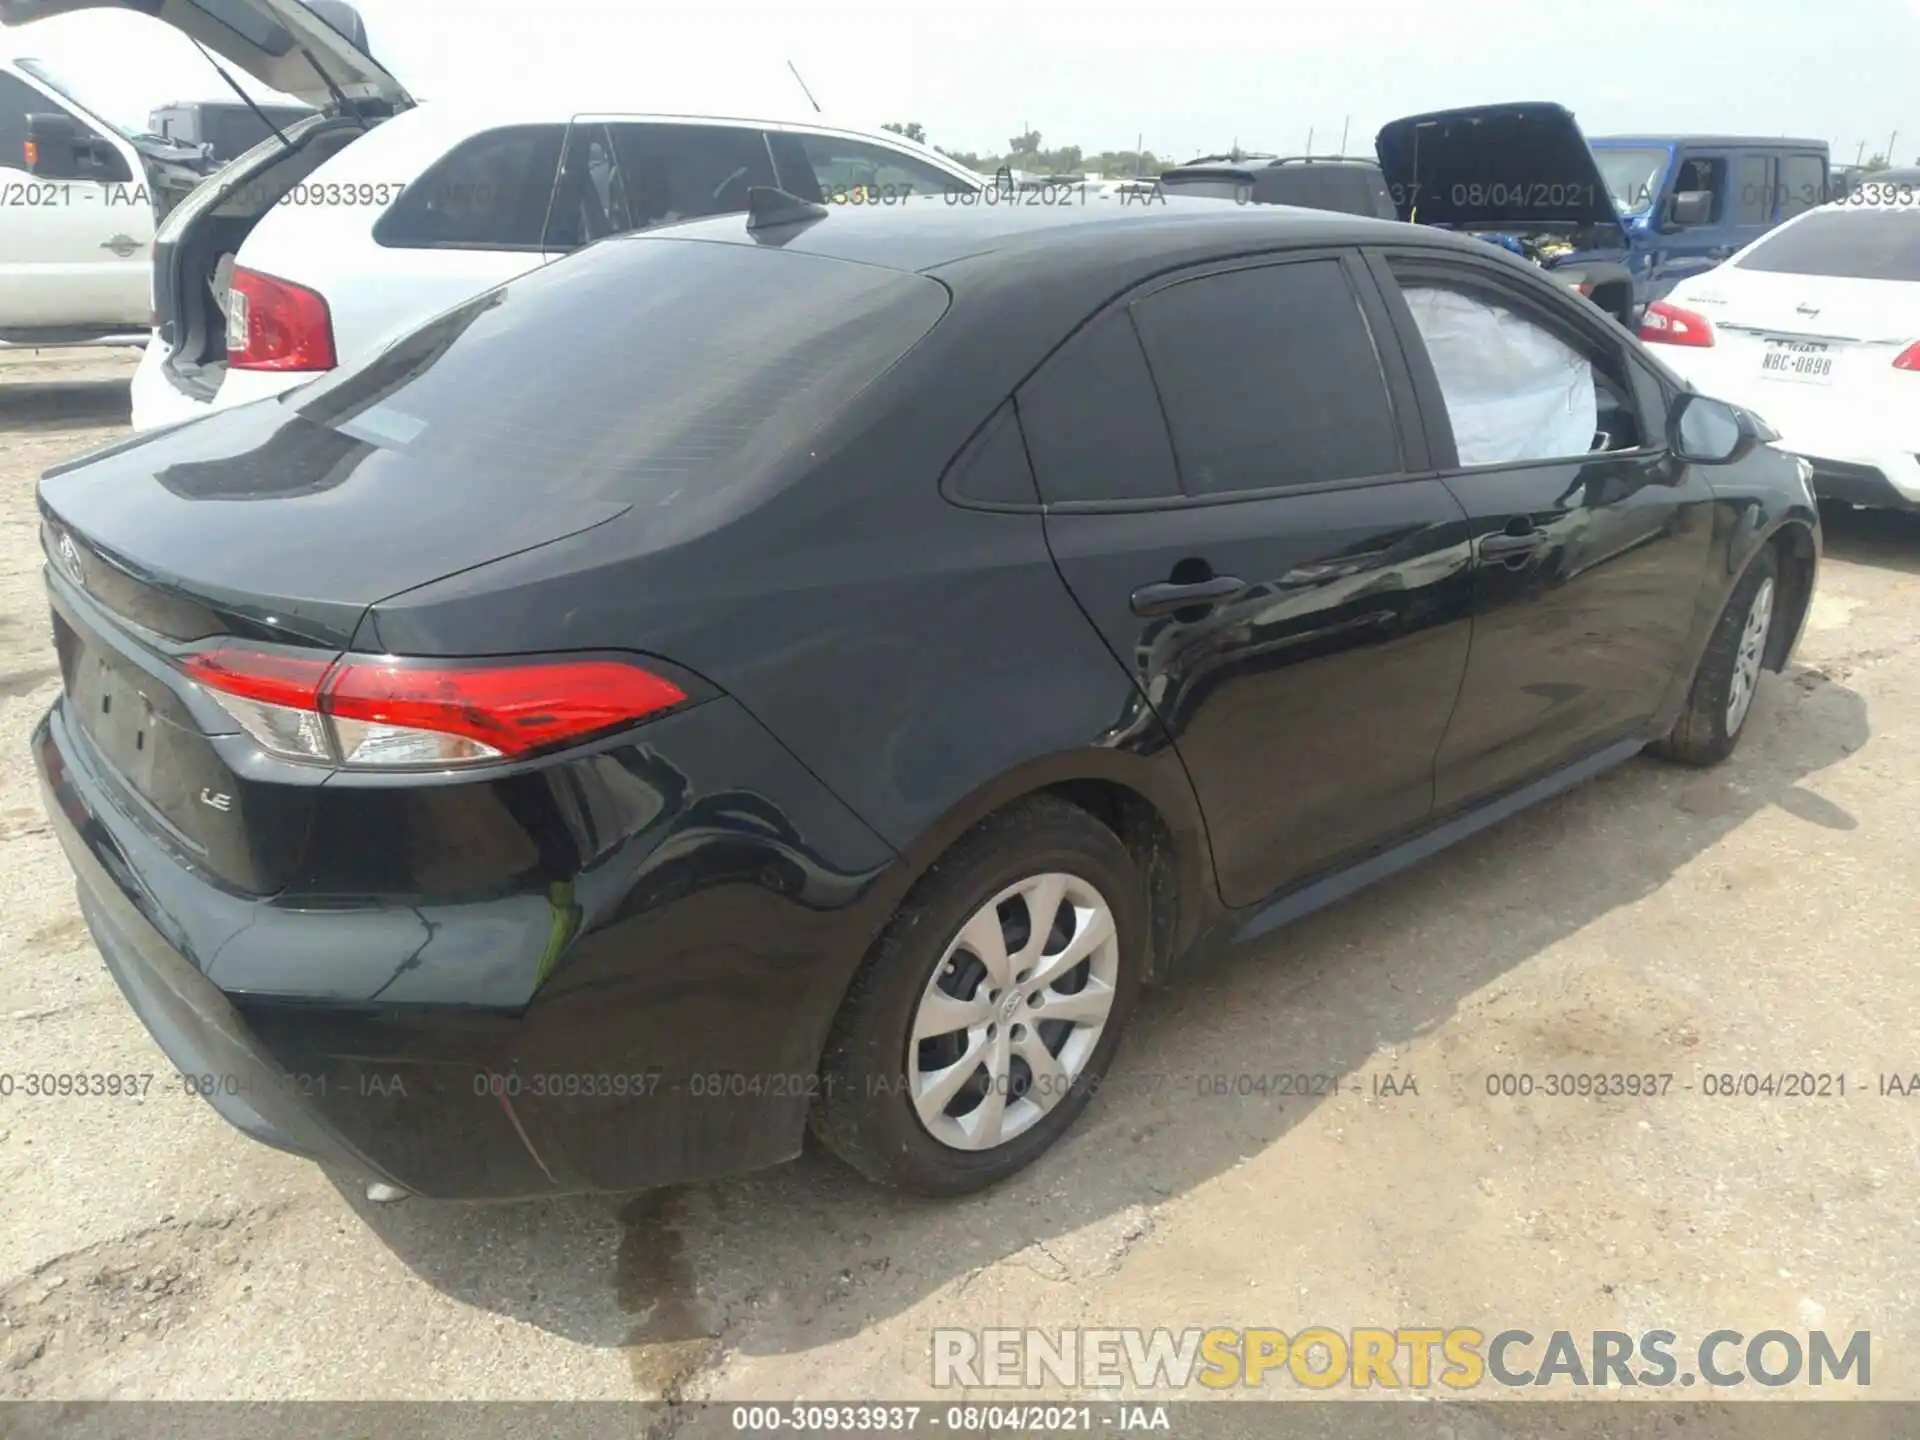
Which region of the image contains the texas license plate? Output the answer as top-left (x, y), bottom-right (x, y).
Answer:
top-left (1758, 338), bottom-right (1833, 384)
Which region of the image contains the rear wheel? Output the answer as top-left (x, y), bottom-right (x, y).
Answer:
top-left (811, 797), bottom-right (1147, 1195)
top-left (1649, 547), bottom-right (1779, 766)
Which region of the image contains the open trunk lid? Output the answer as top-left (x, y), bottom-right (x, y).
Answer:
top-left (1375, 101), bottom-right (1624, 235)
top-left (0, 0), bottom-right (411, 113)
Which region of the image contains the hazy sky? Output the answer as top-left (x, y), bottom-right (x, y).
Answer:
top-left (6, 0), bottom-right (1918, 165)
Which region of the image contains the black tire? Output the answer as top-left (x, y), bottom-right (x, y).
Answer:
top-left (810, 795), bottom-right (1147, 1196)
top-left (1649, 545), bottom-right (1780, 767)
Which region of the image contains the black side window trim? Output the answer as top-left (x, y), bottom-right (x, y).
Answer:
top-left (1365, 246), bottom-right (1667, 477)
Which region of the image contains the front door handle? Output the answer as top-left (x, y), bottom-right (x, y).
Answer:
top-left (1476, 530), bottom-right (1548, 562)
top-left (1129, 575), bottom-right (1248, 617)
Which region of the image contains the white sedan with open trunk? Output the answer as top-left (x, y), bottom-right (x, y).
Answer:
top-left (0, 0), bottom-right (987, 432)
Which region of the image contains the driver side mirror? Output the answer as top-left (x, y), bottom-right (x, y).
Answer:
top-left (1661, 189), bottom-right (1713, 232)
top-left (1670, 391), bottom-right (1765, 464)
top-left (23, 112), bottom-right (124, 182)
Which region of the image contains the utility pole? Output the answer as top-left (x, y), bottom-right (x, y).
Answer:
top-left (1306, 126), bottom-right (1314, 154)
top-left (1339, 115), bottom-right (1350, 153)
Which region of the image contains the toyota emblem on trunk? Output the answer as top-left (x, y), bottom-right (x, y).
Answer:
top-left (56, 531), bottom-right (85, 587)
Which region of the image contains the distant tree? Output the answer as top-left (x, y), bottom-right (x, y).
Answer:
top-left (882, 121), bottom-right (927, 144)
top-left (1863, 152), bottom-right (1889, 171)
top-left (1084, 148), bottom-right (1172, 178)
top-left (931, 135), bottom-right (1176, 180)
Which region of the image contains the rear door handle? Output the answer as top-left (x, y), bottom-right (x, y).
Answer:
top-left (1129, 575), bottom-right (1248, 617)
top-left (1476, 530), bottom-right (1548, 561)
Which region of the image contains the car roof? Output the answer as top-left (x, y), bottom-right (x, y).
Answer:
top-left (379, 95), bottom-right (980, 173)
top-left (624, 192), bottom-right (1456, 275)
top-left (1593, 135), bottom-right (1828, 150)
top-left (1166, 156), bottom-right (1382, 174)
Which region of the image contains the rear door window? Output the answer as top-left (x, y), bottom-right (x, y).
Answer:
top-left (768, 132), bottom-right (963, 204)
top-left (1129, 258), bottom-right (1402, 496)
top-left (1734, 208), bottom-right (1920, 280)
top-left (1778, 154), bottom-right (1827, 218)
top-left (373, 124), bottom-right (566, 249)
top-left (604, 122), bottom-right (776, 230)
top-left (1732, 154), bottom-right (1772, 225)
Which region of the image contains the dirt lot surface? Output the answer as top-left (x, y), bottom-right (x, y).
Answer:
top-left (1, 350), bottom-right (1916, 1407)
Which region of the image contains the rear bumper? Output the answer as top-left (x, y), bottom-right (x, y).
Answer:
top-left (0, 333), bottom-right (149, 351)
top-left (37, 707), bottom-right (378, 1181)
top-left (129, 340), bottom-right (314, 432)
top-left (1794, 452), bottom-right (1920, 510)
top-left (33, 692), bottom-right (900, 1200)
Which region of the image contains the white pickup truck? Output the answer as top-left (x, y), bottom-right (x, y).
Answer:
top-left (1, 53), bottom-right (210, 349)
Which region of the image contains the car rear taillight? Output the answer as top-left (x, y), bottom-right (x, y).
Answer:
top-left (1894, 341), bottom-right (1920, 371)
top-left (1639, 300), bottom-right (1716, 347)
top-left (180, 645), bottom-right (688, 769)
top-left (226, 266), bottom-right (336, 371)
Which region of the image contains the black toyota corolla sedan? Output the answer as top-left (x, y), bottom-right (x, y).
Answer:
top-left (33, 191), bottom-right (1818, 1200)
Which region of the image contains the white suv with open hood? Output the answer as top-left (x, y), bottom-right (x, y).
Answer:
top-left (0, 0), bottom-right (987, 430)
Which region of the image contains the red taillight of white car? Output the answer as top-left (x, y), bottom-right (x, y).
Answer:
top-left (1638, 299), bottom-right (1716, 348)
top-left (181, 645), bottom-right (689, 769)
top-left (226, 266), bottom-right (337, 371)
top-left (1893, 340), bottom-right (1920, 371)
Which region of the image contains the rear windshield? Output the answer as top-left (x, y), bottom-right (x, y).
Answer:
top-left (1155, 173), bottom-right (1249, 202)
top-left (287, 235), bottom-right (949, 500)
top-left (1735, 207), bottom-right (1920, 280)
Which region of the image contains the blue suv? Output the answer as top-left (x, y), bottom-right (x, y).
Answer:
top-left (1376, 103), bottom-right (1829, 323)
top-left (1590, 132), bottom-right (1830, 302)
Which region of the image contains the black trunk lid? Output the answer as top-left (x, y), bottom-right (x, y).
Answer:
top-left (37, 393), bottom-right (629, 893)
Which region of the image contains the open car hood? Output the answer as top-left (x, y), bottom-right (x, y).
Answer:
top-left (0, 0), bottom-right (411, 113)
top-left (1375, 102), bottom-right (1622, 232)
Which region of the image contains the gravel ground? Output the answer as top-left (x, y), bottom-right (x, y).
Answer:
top-left (1, 349), bottom-right (1916, 1406)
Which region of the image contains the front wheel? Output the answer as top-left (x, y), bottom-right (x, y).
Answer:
top-left (1649, 546), bottom-right (1779, 766)
top-left (811, 797), bottom-right (1147, 1196)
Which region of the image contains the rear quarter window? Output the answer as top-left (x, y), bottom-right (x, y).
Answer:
top-left (287, 237), bottom-right (950, 506)
top-left (373, 124), bottom-right (567, 250)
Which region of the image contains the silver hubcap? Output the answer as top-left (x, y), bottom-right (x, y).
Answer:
top-left (908, 872), bottom-right (1120, 1152)
top-left (1726, 575), bottom-right (1774, 734)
